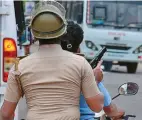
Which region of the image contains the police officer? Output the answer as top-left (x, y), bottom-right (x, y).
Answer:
top-left (61, 21), bottom-right (125, 120)
top-left (0, 1), bottom-right (104, 120)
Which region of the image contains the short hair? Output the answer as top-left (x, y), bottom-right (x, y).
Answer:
top-left (61, 21), bottom-right (84, 52)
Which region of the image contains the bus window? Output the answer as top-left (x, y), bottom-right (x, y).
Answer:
top-left (93, 6), bottom-right (107, 20)
top-left (87, 1), bottom-right (142, 29)
top-left (58, 1), bottom-right (83, 22)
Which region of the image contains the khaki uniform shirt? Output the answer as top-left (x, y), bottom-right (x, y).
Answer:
top-left (4, 44), bottom-right (100, 120)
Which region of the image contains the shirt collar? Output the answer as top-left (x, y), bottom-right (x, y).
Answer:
top-left (39, 44), bottom-right (62, 51)
top-left (37, 44), bottom-right (63, 56)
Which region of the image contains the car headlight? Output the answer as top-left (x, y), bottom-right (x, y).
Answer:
top-left (85, 40), bottom-right (98, 51)
top-left (133, 45), bottom-right (142, 54)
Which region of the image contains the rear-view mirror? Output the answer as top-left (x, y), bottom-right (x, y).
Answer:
top-left (118, 82), bottom-right (139, 96)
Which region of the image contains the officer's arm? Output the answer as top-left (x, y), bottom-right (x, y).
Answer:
top-left (0, 101), bottom-right (15, 120)
top-left (85, 94), bottom-right (104, 113)
top-left (98, 82), bottom-right (125, 118)
top-left (103, 103), bottom-right (125, 119)
top-left (98, 82), bottom-right (111, 107)
top-left (81, 59), bottom-right (104, 113)
top-left (0, 66), bottom-right (21, 120)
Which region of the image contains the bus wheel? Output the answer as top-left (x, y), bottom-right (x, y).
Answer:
top-left (127, 63), bottom-right (138, 73)
top-left (103, 61), bottom-right (112, 71)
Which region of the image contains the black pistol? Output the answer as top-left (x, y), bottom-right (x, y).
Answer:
top-left (89, 47), bottom-right (107, 69)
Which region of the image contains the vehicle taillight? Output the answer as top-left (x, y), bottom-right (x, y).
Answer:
top-left (3, 38), bottom-right (17, 82)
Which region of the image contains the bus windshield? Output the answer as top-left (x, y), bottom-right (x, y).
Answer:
top-left (86, 1), bottom-right (142, 29)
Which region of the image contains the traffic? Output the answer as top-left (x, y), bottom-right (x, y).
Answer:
top-left (0, 1), bottom-right (142, 120)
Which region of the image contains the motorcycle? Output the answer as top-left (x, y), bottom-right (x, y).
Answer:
top-left (94, 82), bottom-right (139, 120)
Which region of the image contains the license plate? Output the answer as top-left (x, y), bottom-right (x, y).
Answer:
top-left (108, 53), bottom-right (124, 57)
top-left (113, 61), bottom-right (118, 64)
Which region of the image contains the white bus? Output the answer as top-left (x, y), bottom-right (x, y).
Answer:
top-left (59, 0), bottom-right (142, 73)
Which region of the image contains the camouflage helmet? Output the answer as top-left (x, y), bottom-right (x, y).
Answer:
top-left (29, 1), bottom-right (67, 39)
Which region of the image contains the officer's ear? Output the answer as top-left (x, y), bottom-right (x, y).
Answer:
top-left (77, 48), bottom-right (80, 53)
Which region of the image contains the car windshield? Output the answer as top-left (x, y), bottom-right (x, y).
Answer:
top-left (86, 1), bottom-right (142, 29)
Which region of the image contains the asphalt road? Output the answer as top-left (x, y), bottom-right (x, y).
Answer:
top-left (103, 63), bottom-right (142, 120)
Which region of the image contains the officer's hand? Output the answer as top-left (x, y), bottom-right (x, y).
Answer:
top-left (104, 103), bottom-right (125, 120)
top-left (93, 60), bottom-right (103, 83)
top-left (112, 108), bottom-right (125, 120)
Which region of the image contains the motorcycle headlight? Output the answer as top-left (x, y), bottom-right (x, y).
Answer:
top-left (133, 45), bottom-right (142, 54)
top-left (85, 40), bottom-right (98, 51)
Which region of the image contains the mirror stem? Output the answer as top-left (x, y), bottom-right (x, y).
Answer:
top-left (112, 94), bottom-right (120, 100)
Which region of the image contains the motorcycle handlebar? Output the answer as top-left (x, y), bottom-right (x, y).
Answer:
top-left (122, 115), bottom-right (136, 120)
top-left (106, 115), bottom-right (136, 120)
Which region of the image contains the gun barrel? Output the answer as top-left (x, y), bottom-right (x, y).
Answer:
top-left (89, 47), bottom-right (107, 68)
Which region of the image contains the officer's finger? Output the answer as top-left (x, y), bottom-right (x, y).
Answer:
top-left (96, 60), bottom-right (103, 68)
